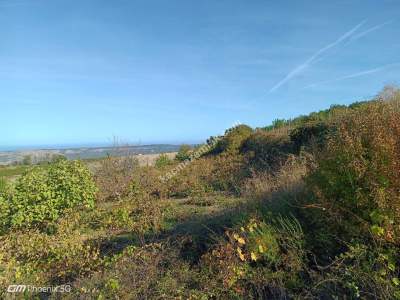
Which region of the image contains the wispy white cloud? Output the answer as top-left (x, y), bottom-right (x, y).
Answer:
top-left (269, 20), bottom-right (366, 92)
top-left (303, 62), bottom-right (400, 89)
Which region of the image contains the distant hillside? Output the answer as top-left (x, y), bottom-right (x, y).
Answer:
top-left (0, 144), bottom-right (181, 165)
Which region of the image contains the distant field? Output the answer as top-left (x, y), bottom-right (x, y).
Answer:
top-left (0, 144), bottom-right (181, 165)
top-left (0, 165), bottom-right (32, 178)
top-left (0, 152), bottom-right (177, 181)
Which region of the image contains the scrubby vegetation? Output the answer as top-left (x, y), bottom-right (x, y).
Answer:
top-left (175, 144), bottom-right (193, 162)
top-left (1, 87), bottom-right (400, 299)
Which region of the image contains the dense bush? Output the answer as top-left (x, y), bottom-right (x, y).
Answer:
top-left (211, 124), bottom-right (253, 155)
top-left (130, 166), bottom-right (169, 199)
top-left (69, 242), bottom-right (205, 299)
top-left (289, 121), bottom-right (331, 153)
top-left (298, 100), bottom-right (400, 297)
top-left (95, 155), bottom-right (138, 202)
top-left (208, 154), bottom-right (250, 195)
top-left (308, 100), bottom-right (400, 245)
top-left (175, 144), bottom-right (192, 162)
top-left (0, 197), bottom-right (10, 232)
top-left (241, 130), bottom-right (294, 171)
top-left (202, 216), bottom-right (307, 299)
top-left (134, 154), bottom-right (249, 199)
top-left (1, 160), bottom-right (97, 230)
top-left (154, 153), bottom-right (173, 169)
top-left (22, 155), bottom-right (32, 165)
top-left (263, 103), bottom-right (355, 132)
top-left (308, 243), bottom-right (400, 299)
top-left (166, 158), bottom-right (215, 198)
top-left (94, 194), bottom-right (162, 239)
top-left (0, 227), bottom-right (102, 288)
top-left (167, 154), bottom-right (249, 197)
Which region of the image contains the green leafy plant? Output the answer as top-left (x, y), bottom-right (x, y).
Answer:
top-left (307, 100), bottom-right (400, 245)
top-left (3, 160), bottom-right (97, 230)
top-left (155, 154), bottom-right (173, 169)
top-left (241, 130), bottom-right (293, 171)
top-left (175, 144), bottom-right (192, 162)
top-left (212, 124), bottom-right (253, 155)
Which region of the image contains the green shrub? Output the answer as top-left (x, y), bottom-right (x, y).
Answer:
top-left (307, 100), bottom-right (400, 246)
top-left (203, 216), bottom-right (306, 298)
top-left (208, 154), bottom-right (249, 195)
top-left (22, 155), bottom-right (32, 165)
top-left (162, 154), bottom-right (249, 198)
top-left (241, 130), bottom-right (294, 171)
top-left (166, 158), bottom-right (215, 198)
top-left (289, 121), bottom-right (331, 153)
top-left (155, 153), bottom-right (173, 169)
top-left (0, 228), bottom-right (102, 289)
top-left (129, 166), bottom-right (170, 199)
top-left (212, 124), bottom-right (253, 155)
top-left (167, 154), bottom-right (249, 197)
top-left (309, 243), bottom-right (400, 299)
top-left (0, 195), bottom-right (10, 232)
top-left (3, 160), bottom-right (97, 230)
top-left (175, 144), bottom-right (192, 162)
top-left (70, 242), bottom-right (204, 299)
top-left (262, 104), bottom-right (350, 132)
top-left (0, 178), bottom-right (11, 232)
top-left (96, 195), bottom-right (162, 237)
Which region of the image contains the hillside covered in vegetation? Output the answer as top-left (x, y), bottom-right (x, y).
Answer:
top-left (1, 88), bottom-right (400, 299)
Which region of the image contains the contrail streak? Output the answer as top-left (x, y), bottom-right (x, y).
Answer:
top-left (350, 20), bottom-right (394, 42)
top-left (312, 20), bottom-right (394, 64)
top-left (269, 20), bottom-right (366, 92)
top-left (304, 63), bottom-right (400, 89)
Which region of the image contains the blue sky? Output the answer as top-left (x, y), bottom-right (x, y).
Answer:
top-left (1, 0), bottom-right (399, 148)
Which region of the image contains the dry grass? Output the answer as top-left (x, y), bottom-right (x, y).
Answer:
top-left (241, 154), bottom-right (310, 201)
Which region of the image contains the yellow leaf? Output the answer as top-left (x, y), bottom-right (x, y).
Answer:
top-left (237, 237), bottom-right (246, 245)
top-left (237, 247), bottom-right (245, 261)
top-left (251, 252), bottom-right (258, 261)
top-left (258, 245), bottom-right (264, 253)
